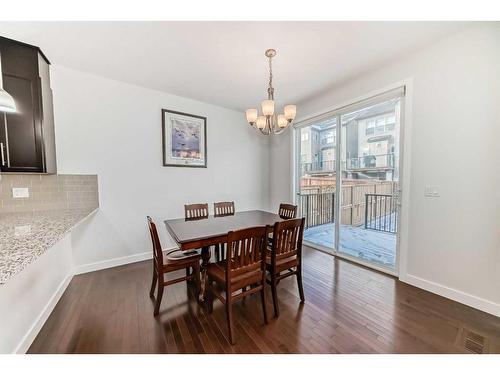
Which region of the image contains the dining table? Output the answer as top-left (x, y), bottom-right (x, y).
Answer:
top-left (164, 209), bottom-right (284, 299)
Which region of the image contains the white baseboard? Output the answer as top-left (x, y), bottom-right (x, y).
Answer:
top-left (14, 273), bottom-right (74, 354)
top-left (73, 246), bottom-right (179, 275)
top-left (73, 251), bottom-right (153, 275)
top-left (401, 273), bottom-right (500, 317)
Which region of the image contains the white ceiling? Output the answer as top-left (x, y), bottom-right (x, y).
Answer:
top-left (0, 22), bottom-right (469, 111)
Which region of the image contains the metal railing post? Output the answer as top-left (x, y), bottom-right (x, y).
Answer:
top-left (364, 194), bottom-right (369, 229)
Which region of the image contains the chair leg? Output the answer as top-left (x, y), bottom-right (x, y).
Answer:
top-left (241, 286), bottom-right (247, 302)
top-left (215, 244), bottom-right (220, 262)
top-left (154, 281), bottom-right (164, 316)
top-left (207, 291), bottom-right (214, 314)
top-left (205, 278), bottom-right (214, 313)
top-left (260, 285), bottom-right (268, 324)
top-left (185, 267), bottom-right (191, 284)
top-left (297, 265), bottom-right (305, 302)
top-left (149, 267), bottom-right (157, 298)
top-left (194, 263), bottom-right (201, 298)
top-left (271, 272), bottom-right (280, 318)
top-left (225, 295), bottom-right (235, 344)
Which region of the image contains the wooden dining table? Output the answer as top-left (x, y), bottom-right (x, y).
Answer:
top-left (164, 210), bottom-right (284, 299)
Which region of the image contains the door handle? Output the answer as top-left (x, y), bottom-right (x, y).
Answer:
top-left (0, 142), bottom-right (5, 166)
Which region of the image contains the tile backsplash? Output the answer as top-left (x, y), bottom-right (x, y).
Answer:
top-left (0, 174), bottom-right (99, 213)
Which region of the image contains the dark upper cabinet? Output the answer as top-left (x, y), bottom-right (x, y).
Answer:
top-left (0, 36), bottom-right (56, 173)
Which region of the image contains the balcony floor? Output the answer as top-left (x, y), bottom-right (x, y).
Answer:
top-left (303, 221), bottom-right (396, 269)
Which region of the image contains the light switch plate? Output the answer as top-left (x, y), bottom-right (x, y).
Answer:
top-left (424, 185), bottom-right (440, 197)
top-left (12, 187), bottom-right (29, 198)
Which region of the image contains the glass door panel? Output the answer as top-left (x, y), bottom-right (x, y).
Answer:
top-left (297, 117), bottom-right (337, 252)
top-left (337, 98), bottom-right (401, 270)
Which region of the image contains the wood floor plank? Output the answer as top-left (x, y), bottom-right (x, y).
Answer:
top-left (27, 246), bottom-right (500, 354)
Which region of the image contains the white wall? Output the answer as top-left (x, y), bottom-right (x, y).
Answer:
top-left (51, 66), bottom-right (270, 266)
top-left (270, 24), bottom-right (500, 315)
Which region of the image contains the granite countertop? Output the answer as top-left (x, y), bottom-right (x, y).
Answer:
top-left (0, 208), bottom-right (97, 285)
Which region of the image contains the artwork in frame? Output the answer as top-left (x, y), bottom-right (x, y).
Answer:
top-left (162, 109), bottom-right (207, 168)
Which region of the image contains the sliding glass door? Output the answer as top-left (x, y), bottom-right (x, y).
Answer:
top-left (297, 117), bottom-right (337, 252)
top-left (337, 98), bottom-right (401, 270)
top-left (295, 88), bottom-right (404, 273)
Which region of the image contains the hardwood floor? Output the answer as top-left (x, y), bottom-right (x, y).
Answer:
top-left (28, 246), bottom-right (500, 353)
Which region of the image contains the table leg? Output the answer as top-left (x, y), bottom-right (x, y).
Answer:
top-left (199, 246), bottom-right (211, 301)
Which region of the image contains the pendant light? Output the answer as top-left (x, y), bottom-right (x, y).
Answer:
top-left (245, 49), bottom-right (296, 135)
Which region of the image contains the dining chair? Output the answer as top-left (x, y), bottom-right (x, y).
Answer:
top-left (214, 201), bottom-right (235, 217)
top-left (147, 216), bottom-right (201, 316)
top-left (268, 203), bottom-right (298, 246)
top-left (184, 203), bottom-right (209, 221)
top-left (267, 217), bottom-right (305, 317)
top-left (184, 202), bottom-right (219, 264)
top-left (213, 201), bottom-right (235, 260)
top-left (278, 203), bottom-right (298, 219)
top-left (205, 226), bottom-right (269, 344)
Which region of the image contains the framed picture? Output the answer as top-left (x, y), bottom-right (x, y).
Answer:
top-left (162, 109), bottom-right (207, 168)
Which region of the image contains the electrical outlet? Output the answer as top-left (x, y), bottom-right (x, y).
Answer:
top-left (12, 187), bottom-right (29, 198)
top-left (424, 185), bottom-right (440, 197)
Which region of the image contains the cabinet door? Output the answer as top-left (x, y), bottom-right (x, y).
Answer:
top-left (0, 73), bottom-right (44, 172)
top-left (0, 39), bottom-right (44, 173)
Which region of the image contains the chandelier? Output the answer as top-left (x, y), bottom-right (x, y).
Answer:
top-left (245, 49), bottom-right (296, 135)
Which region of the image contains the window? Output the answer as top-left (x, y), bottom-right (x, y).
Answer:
top-left (322, 134), bottom-right (336, 145)
top-left (301, 132), bottom-right (309, 141)
top-left (366, 120), bottom-right (375, 136)
top-left (376, 118), bottom-right (385, 133)
top-left (386, 115), bottom-right (396, 131)
top-left (366, 115), bottom-right (396, 136)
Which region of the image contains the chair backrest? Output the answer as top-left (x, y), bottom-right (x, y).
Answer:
top-left (184, 203), bottom-right (209, 221)
top-left (278, 203), bottom-right (297, 220)
top-left (214, 201), bottom-right (235, 217)
top-left (225, 226), bottom-right (269, 279)
top-left (147, 216), bottom-right (163, 268)
top-left (271, 218), bottom-right (305, 262)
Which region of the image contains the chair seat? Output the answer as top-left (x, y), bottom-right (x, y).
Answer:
top-left (207, 261), bottom-right (263, 292)
top-left (165, 248), bottom-right (200, 260)
top-left (265, 254), bottom-right (298, 273)
top-left (162, 249), bottom-right (201, 271)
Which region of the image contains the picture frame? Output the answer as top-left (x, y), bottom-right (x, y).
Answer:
top-left (161, 109), bottom-right (207, 168)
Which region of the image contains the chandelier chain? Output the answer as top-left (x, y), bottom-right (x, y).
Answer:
top-left (268, 54), bottom-right (273, 94)
top-left (267, 56), bottom-right (274, 99)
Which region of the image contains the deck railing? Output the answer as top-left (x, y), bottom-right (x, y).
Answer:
top-left (346, 153), bottom-right (395, 170)
top-left (301, 153), bottom-right (395, 174)
top-left (297, 192), bottom-right (335, 229)
top-left (301, 160), bottom-right (336, 174)
top-left (364, 194), bottom-right (397, 233)
top-left (298, 185), bottom-right (398, 232)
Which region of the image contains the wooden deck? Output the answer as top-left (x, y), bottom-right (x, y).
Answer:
top-left (303, 222), bottom-right (396, 268)
top-left (28, 246), bottom-right (500, 353)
